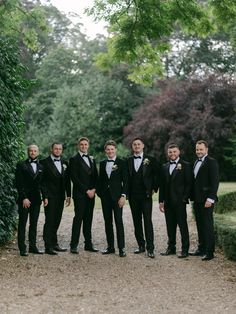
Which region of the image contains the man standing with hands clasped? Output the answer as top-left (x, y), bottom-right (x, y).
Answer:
top-left (15, 144), bottom-right (48, 256)
top-left (97, 140), bottom-right (128, 257)
top-left (190, 140), bottom-right (219, 261)
top-left (69, 137), bottom-right (98, 254)
top-left (41, 143), bottom-right (71, 255)
top-left (127, 137), bottom-right (159, 258)
top-left (159, 143), bottom-right (192, 258)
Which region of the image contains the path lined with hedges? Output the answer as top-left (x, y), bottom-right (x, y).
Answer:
top-left (0, 202), bottom-right (236, 313)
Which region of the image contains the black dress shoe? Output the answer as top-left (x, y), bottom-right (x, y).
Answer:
top-left (119, 249), bottom-right (126, 257)
top-left (134, 247), bottom-right (145, 254)
top-left (20, 251), bottom-right (28, 256)
top-left (45, 249), bottom-right (58, 255)
top-left (84, 246), bottom-right (99, 252)
top-left (147, 250), bottom-right (155, 258)
top-left (160, 248), bottom-right (176, 256)
top-left (178, 252), bottom-right (189, 258)
top-left (29, 247), bottom-right (43, 254)
top-left (53, 245), bottom-right (67, 252)
top-left (70, 248), bottom-right (79, 254)
top-left (189, 249), bottom-right (204, 256)
top-left (202, 254), bottom-right (214, 261)
top-left (102, 248), bottom-right (115, 255)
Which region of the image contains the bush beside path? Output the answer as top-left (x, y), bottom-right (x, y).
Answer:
top-left (0, 201), bottom-right (236, 313)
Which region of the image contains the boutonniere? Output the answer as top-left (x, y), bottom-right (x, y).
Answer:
top-left (63, 164), bottom-right (67, 170)
top-left (89, 156), bottom-right (94, 161)
top-left (112, 164), bottom-right (118, 171)
top-left (176, 163), bottom-right (182, 170)
top-left (143, 158), bottom-right (150, 165)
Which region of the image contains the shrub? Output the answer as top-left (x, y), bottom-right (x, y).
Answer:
top-left (0, 37), bottom-right (28, 243)
top-left (215, 213), bottom-right (236, 260)
top-left (214, 191), bottom-right (236, 214)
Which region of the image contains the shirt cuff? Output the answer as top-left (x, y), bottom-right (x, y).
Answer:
top-left (207, 198), bottom-right (215, 204)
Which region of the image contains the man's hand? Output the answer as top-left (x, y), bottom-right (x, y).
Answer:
top-left (23, 198), bottom-right (31, 208)
top-left (118, 196), bottom-right (126, 208)
top-left (86, 189), bottom-right (96, 199)
top-left (43, 198), bottom-right (48, 206)
top-left (204, 200), bottom-right (213, 208)
top-left (159, 202), bottom-right (165, 213)
top-left (65, 197), bottom-right (71, 207)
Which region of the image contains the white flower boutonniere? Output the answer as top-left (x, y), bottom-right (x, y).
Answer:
top-left (63, 164), bottom-right (67, 170)
top-left (176, 163), bottom-right (182, 170)
top-left (89, 156), bottom-right (94, 162)
top-left (112, 164), bottom-right (118, 171)
top-left (143, 158), bottom-right (150, 165)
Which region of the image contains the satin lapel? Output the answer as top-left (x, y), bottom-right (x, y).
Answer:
top-left (102, 160), bottom-right (108, 178)
top-left (171, 163), bottom-right (179, 181)
top-left (26, 160), bottom-right (36, 177)
top-left (128, 157), bottom-right (133, 176)
top-left (165, 163), bottom-right (170, 182)
top-left (47, 157), bottom-right (61, 177)
top-left (142, 155), bottom-right (147, 177)
top-left (197, 156), bottom-right (208, 175)
top-left (78, 154), bottom-right (91, 173)
top-left (110, 158), bottom-right (119, 178)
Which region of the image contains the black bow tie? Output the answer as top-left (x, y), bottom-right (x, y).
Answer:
top-left (54, 159), bottom-right (60, 162)
top-left (30, 159), bottom-right (37, 163)
top-left (170, 161), bottom-right (176, 164)
top-left (198, 158), bottom-right (203, 162)
top-left (82, 154), bottom-right (89, 158)
top-left (107, 160), bottom-right (114, 162)
top-left (134, 156), bottom-right (141, 159)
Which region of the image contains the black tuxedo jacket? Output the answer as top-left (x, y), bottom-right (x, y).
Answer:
top-left (127, 155), bottom-right (159, 196)
top-left (15, 159), bottom-right (47, 205)
top-left (191, 155), bottom-right (219, 203)
top-left (40, 156), bottom-right (71, 200)
top-left (159, 159), bottom-right (192, 204)
top-left (69, 153), bottom-right (98, 199)
top-left (97, 158), bottom-right (128, 201)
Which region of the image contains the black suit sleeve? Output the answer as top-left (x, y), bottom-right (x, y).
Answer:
top-left (152, 157), bottom-right (161, 193)
top-left (69, 157), bottom-right (87, 194)
top-left (121, 159), bottom-right (129, 196)
top-left (15, 162), bottom-right (27, 200)
top-left (158, 164), bottom-right (165, 203)
top-left (64, 161), bottom-right (71, 197)
top-left (182, 162), bottom-right (192, 203)
top-left (208, 158), bottom-right (219, 200)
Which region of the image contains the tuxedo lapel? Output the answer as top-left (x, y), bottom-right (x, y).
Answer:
top-left (47, 157), bottom-right (61, 177)
top-left (26, 160), bottom-right (37, 177)
top-left (128, 157), bottom-right (133, 176)
top-left (78, 154), bottom-right (91, 173)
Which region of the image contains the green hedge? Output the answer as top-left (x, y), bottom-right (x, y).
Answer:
top-left (0, 37), bottom-right (28, 243)
top-left (215, 213), bottom-right (236, 260)
top-left (214, 191), bottom-right (236, 214)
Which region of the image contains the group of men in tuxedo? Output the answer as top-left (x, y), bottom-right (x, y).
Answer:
top-left (15, 137), bottom-right (219, 261)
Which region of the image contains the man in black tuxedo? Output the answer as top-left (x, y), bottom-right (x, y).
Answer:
top-left (159, 143), bottom-right (192, 258)
top-left (69, 137), bottom-right (98, 254)
top-left (41, 143), bottom-right (71, 255)
top-left (127, 137), bottom-right (159, 258)
top-left (15, 144), bottom-right (48, 256)
top-left (190, 140), bottom-right (219, 261)
top-left (97, 140), bottom-right (128, 257)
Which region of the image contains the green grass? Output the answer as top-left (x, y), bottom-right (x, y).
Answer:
top-left (218, 182), bottom-right (236, 196)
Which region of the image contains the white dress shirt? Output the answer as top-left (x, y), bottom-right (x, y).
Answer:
top-left (80, 151), bottom-right (90, 167)
top-left (51, 155), bottom-right (62, 174)
top-left (134, 152), bottom-right (143, 172)
top-left (30, 160), bottom-right (37, 173)
top-left (106, 156), bottom-right (116, 178)
top-left (169, 157), bottom-right (179, 175)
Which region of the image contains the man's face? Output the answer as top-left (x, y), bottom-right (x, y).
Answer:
top-left (196, 143), bottom-right (208, 158)
top-left (51, 144), bottom-right (63, 157)
top-left (132, 140), bottom-right (144, 155)
top-left (105, 145), bottom-right (117, 159)
top-left (28, 145), bottom-right (39, 160)
top-left (167, 147), bottom-right (180, 161)
top-left (78, 140), bottom-right (89, 153)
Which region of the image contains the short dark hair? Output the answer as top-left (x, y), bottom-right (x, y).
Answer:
top-left (51, 142), bottom-right (63, 149)
top-left (104, 140), bottom-right (117, 149)
top-left (131, 137), bottom-right (144, 145)
top-left (167, 143), bottom-right (180, 150)
top-left (77, 137), bottom-right (89, 143)
top-left (196, 140), bottom-right (208, 148)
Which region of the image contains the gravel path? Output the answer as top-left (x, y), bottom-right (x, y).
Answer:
top-left (0, 201), bottom-right (236, 313)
